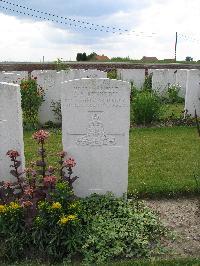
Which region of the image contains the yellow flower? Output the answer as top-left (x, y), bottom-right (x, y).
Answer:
top-left (59, 216), bottom-right (69, 225)
top-left (0, 205), bottom-right (6, 213)
top-left (58, 214), bottom-right (77, 225)
top-left (67, 214), bottom-right (77, 221)
top-left (9, 202), bottom-right (21, 209)
top-left (51, 202), bottom-right (62, 209)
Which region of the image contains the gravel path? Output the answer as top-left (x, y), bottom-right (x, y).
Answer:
top-left (145, 197), bottom-right (200, 259)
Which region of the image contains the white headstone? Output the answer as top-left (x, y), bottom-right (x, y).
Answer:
top-left (0, 71), bottom-right (28, 84)
top-left (82, 69), bottom-right (107, 78)
top-left (32, 70), bottom-right (64, 124)
top-left (151, 69), bottom-right (176, 94)
top-left (175, 69), bottom-right (188, 98)
top-left (61, 78), bottom-right (130, 197)
top-left (34, 69), bottom-right (103, 124)
top-left (185, 70), bottom-right (200, 117)
top-left (0, 82), bottom-right (25, 181)
top-left (117, 69), bottom-right (145, 89)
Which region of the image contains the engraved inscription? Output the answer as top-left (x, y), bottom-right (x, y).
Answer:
top-left (64, 84), bottom-right (129, 109)
top-left (76, 112), bottom-right (116, 146)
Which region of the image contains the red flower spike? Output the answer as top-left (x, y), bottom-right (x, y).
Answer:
top-left (3, 181), bottom-right (12, 188)
top-left (32, 130), bottom-right (50, 143)
top-left (43, 175), bottom-right (57, 186)
top-left (64, 158), bottom-right (76, 168)
top-left (6, 150), bottom-right (20, 158)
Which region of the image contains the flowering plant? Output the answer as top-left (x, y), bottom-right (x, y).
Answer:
top-left (20, 77), bottom-right (44, 127)
top-left (0, 130), bottom-right (79, 226)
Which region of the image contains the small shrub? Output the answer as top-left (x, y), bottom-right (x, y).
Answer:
top-left (142, 73), bottom-right (153, 92)
top-left (20, 77), bottom-right (44, 128)
top-left (107, 69), bottom-right (117, 79)
top-left (54, 58), bottom-right (69, 71)
top-left (51, 100), bottom-right (62, 122)
top-left (167, 84), bottom-right (184, 104)
top-left (131, 91), bottom-right (161, 125)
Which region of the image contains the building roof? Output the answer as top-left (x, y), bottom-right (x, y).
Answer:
top-left (141, 56), bottom-right (158, 62)
top-left (95, 55), bottom-right (110, 61)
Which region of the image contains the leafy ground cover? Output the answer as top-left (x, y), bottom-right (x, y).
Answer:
top-left (24, 125), bottom-right (200, 198)
top-left (1, 258), bottom-right (200, 265)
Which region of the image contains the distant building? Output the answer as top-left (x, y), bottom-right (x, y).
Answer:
top-left (163, 58), bottom-right (176, 63)
top-left (95, 54), bottom-right (110, 61)
top-left (141, 56), bottom-right (158, 62)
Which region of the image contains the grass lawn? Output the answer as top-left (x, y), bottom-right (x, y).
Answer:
top-left (129, 126), bottom-right (200, 197)
top-left (160, 103), bottom-right (184, 120)
top-left (24, 125), bottom-right (200, 198)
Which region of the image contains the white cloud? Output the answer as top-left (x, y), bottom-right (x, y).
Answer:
top-left (0, 0), bottom-right (200, 61)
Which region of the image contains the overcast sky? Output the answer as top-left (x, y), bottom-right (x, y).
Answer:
top-left (0, 0), bottom-right (199, 61)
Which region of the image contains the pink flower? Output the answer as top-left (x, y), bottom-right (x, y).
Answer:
top-left (3, 181), bottom-right (12, 188)
top-left (64, 158), bottom-right (76, 168)
top-left (32, 130), bottom-right (49, 143)
top-left (24, 186), bottom-right (34, 196)
top-left (43, 175), bottom-right (57, 186)
top-left (6, 150), bottom-right (20, 158)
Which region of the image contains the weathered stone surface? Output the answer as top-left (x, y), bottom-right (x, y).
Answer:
top-left (82, 69), bottom-right (107, 78)
top-left (150, 69), bottom-right (187, 97)
top-left (32, 70), bottom-right (64, 124)
top-left (117, 69), bottom-right (145, 89)
top-left (0, 82), bottom-right (25, 180)
top-left (175, 69), bottom-right (188, 98)
top-left (151, 69), bottom-right (176, 94)
top-left (185, 70), bottom-right (200, 116)
top-left (61, 78), bottom-right (130, 197)
top-left (0, 71), bottom-right (28, 84)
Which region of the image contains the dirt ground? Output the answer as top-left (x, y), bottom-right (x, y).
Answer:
top-left (145, 197), bottom-right (200, 259)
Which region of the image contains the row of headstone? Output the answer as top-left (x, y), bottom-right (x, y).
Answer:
top-left (1, 68), bottom-right (200, 120)
top-left (0, 78), bottom-right (130, 197)
top-left (32, 69), bottom-right (107, 124)
top-left (149, 69), bottom-right (187, 98)
top-left (117, 68), bottom-right (188, 98)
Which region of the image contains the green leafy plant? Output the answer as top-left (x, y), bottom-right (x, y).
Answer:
top-left (20, 77), bottom-right (44, 128)
top-left (51, 100), bottom-right (62, 122)
top-left (166, 84), bottom-right (184, 104)
top-left (131, 91), bottom-right (161, 125)
top-left (54, 58), bottom-right (68, 71)
top-left (79, 193), bottom-right (168, 264)
top-left (107, 69), bottom-right (117, 79)
top-left (142, 73), bottom-right (153, 92)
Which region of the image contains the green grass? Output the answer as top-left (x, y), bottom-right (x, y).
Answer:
top-left (129, 126), bottom-right (200, 197)
top-left (160, 103), bottom-right (184, 120)
top-left (24, 126), bottom-right (200, 198)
